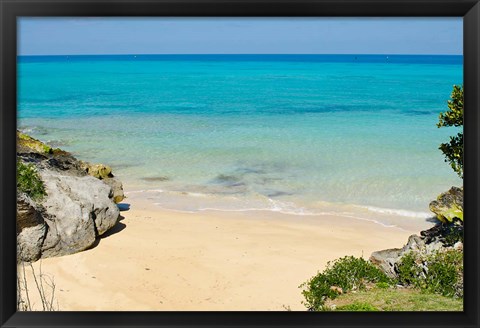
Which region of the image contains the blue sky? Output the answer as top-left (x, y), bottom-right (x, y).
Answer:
top-left (18, 17), bottom-right (462, 55)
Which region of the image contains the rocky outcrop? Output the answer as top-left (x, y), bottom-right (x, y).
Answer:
top-left (429, 186), bottom-right (463, 223)
top-left (80, 162), bottom-right (113, 179)
top-left (39, 171), bottom-right (119, 258)
top-left (16, 131), bottom-right (125, 262)
top-left (370, 187), bottom-right (463, 281)
top-left (17, 194), bottom-right (47, 262)
top-left (103, 177), bottom-right (125, 203)
top-left (17, 132), bottom-right (53, 154)
top-left (371, 186), bottom-right (464, 280)
top-left (369, 233), bottom-right (447, 279)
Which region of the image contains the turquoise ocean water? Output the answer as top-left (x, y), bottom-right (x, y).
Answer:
top-left (18, 55), bottom-right (463, 227)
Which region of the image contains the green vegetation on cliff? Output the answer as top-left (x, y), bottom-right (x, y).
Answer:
top-left (300, 249), bottom-right (463, 311)
top-left (17, 161), bottom-right (46, 201)
top-left (18, 132), bottom-right (53, 154)
top-left (396, 248), bottom-right (463, 298)
top-left (299, 256), bottom-right (391, 311)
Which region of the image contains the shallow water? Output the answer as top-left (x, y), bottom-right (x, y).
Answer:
top-left (18, 55), bottom-right (463, 227)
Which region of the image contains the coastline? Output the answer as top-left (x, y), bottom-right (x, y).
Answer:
top-left (20, 191), bottom-right (428, 311)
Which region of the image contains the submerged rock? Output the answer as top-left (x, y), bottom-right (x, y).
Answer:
top-left (142, 176), bottom-right (170, 182)
top-left (429, 186), bottom-right (463, 223)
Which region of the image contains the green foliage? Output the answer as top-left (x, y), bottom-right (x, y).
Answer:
top-left (299, 256), bottom-right (391, 311)
top-left (323, 286), bottom-right (463, 311)
top-left (425, 249), bottom-right (463, 297)
top-left (437, 85), bottom-right (463, 178)
top-left (375, 281), bottom-right (391, 289)
top-left (396, 252), bottom-right (423, 288)
top-left (18, 132), bottom-right (53, 154)
top-left (335, 302), bottom-right (379, 312)
top-left (396, 249), bottom-right (463, 298)
top-left (17, 161), bottom-right (46, 201)
top-left (443, 224), bottom-right (464, 246)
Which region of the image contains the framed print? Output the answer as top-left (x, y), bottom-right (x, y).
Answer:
top-left (1, 0), bottom-right (479, 327)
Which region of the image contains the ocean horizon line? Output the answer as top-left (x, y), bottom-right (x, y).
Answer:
top-left (18, 53), bottom-right (463, 64)
top-left (18, 53), bottom-right (462, 57)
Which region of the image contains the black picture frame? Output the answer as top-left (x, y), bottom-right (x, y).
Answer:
top-left (1, 1), bottom-right (479, 327)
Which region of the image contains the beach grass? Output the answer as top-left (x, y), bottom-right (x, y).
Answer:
top-left (324, 287), bottom-right (463, 311)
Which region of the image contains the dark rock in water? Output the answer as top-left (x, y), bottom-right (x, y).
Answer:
top-left (429, 186), bottom-right (463, 224)
top-left (212, 174), bottom-right (242, 184)
top-left (16, 130), bottom-right (124, 262)
top-left (266, 190), bottom-right (293, 198)
top-left (209, 174), bottom-right (249, 193)
top-left (142, 176), bottom-right (170, 182)
top-left (234, 166), bottom-right (267, 175)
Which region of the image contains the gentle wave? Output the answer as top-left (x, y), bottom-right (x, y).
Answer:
top-left (125, 189), bottom-right (163, 195)
top-left (358, 205), bottom-right (434, 219)
top-left (125, 188), bottom-right (428, 221)
top-left (131, 189), bottom-right (404, 229)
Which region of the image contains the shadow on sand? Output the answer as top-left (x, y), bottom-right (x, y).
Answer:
top-left (88, 214), bottom-right (127, 250)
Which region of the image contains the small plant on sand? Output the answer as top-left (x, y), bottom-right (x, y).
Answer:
top-left (437, 85), bottom-right (463, 178)
top-left (17, 161), bottom-right (46, 201)
top-left (17, 253), bottom-right (58, 311)
top-left (299, 256), bottom-right (391, 311)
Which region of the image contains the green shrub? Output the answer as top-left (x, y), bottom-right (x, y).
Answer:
top-left (375, 282), bottom-right (390, 289)
top-left (17, 161), bottom-right (46, 201)
top-left (396, 252), bottom-right (424, 288)
top-left (437, 85), bottom-right (463, 178)
top-left (443, 224), bottom-right (464, 246)
top-left (336, 302), bottom-right (379, 312)
top-left (300, 256), bottom-right (391, 311)
top-left (425, 249), bottom-right (463, 297)
top-left (396, 249), bottom-right (463, 298)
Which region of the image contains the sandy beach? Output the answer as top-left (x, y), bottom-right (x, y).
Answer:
top-left (19, 195), bottom-right (427, 311)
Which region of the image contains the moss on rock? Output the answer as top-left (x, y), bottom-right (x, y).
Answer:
top-left (17, 132), bottom-right (53, 154)
top-left (429, 187), bottom-right (463, 224)
top-left (81, 162), bottom-right (113, 180)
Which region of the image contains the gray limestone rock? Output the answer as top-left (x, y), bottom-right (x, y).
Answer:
top-left (39, 171), bottom-right (120, 258)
